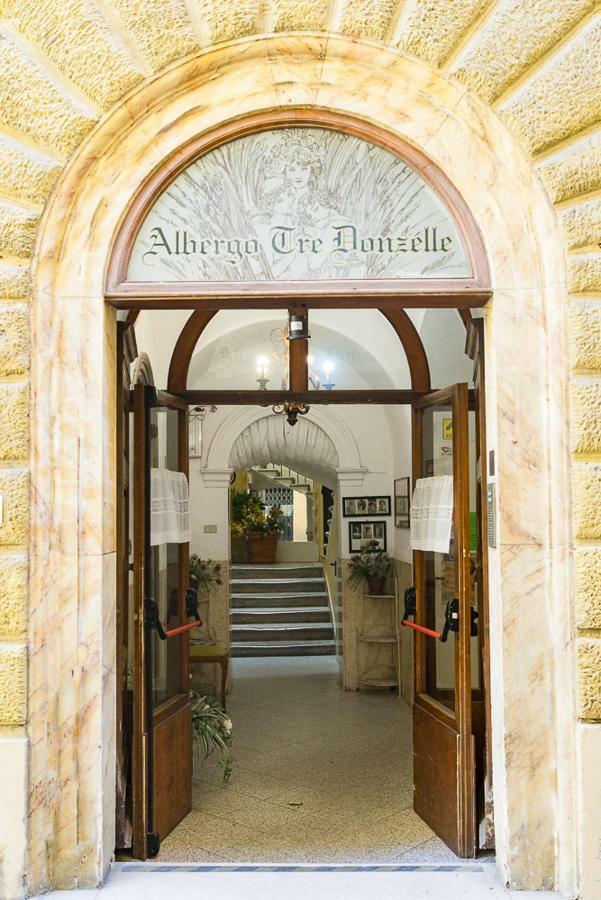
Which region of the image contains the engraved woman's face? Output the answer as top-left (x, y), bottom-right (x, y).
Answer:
top-left (286, 162), bottom-right (311, 190)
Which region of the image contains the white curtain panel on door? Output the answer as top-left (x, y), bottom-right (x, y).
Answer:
top-left (410, 475), bottom-right (453, 554)
top-left (150, 468), bottom-right (191, 545)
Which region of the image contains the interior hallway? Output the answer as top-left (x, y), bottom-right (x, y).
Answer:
top-left (158, 656), bottom-right (466, 864)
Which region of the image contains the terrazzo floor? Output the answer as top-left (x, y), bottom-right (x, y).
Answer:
top-left (158, 655), bottom-right (466, 864)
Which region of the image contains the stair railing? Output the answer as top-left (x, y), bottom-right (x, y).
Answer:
top-left (323, 501), bottom-right (340, 652)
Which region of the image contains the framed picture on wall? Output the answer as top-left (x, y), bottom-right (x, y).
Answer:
top-left (349, 520), bottom-right (387, 553)
top-left (343, 495), bottom-right (391, 517)
top-left (394, 477), bottom-right (411, 528)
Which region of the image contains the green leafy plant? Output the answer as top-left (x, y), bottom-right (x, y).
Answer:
top-left (347, 548), bottom-right (393, 590)
top-left (189, 555), bottom-right (223, 595)
top-left (230, 491), bottom-right (284, 537)
top-left (190, 692), bottom-right (235, 783)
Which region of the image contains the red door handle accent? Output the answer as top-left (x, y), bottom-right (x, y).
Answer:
top-left (401, 619), bottom-right (441, 640)
top-left (162, 620), bottom-right (202, 638)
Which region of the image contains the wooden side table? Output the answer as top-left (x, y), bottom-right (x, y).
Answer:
top-left (189, 644), bottom-right (229, 709)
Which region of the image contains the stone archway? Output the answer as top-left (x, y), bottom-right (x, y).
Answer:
top-left (29, 35), bottom-right (574, 896)
top-left (229, 416), bottom-right (340, 489)
top-left (206, 405), bottom-right (364, 482)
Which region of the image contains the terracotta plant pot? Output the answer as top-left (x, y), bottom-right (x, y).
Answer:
top-left (246, 531), bottom-right (279, 564)
top-left (367, 575), bottom-right (386, 595)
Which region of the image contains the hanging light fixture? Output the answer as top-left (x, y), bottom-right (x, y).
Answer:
top-left (287, 308), bottom-right (310, 341)
top-left (255, 314), bottom-right (313, 424)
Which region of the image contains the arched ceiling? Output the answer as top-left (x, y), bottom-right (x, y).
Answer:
top-left (0, 3), bottom-right (598, 297)
top-left (229, 414), bottom-right (339, 488)
top-left (183, 313), bottom-right (407, 390)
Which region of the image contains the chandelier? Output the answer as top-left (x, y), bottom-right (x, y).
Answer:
top-left (271, 401), bottom-right (310, 427)
top-left (255, 313), bottom-right (335, 426)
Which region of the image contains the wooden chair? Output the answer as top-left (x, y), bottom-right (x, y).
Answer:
top-left (189, 643), bottom-right (229, 710)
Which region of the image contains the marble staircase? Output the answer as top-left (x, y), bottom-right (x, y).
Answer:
top-left (230, 563), bottom-right (335, 657)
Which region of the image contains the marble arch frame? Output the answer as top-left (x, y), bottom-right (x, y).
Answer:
top-left (29, 34), bottom-right (575, 897)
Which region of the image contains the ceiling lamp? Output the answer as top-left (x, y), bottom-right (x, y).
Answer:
top-left (287, 309), bottom-right (310, 341)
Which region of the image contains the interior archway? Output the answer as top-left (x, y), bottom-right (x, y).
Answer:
top-left (229, 416), bottom-right (339, 489)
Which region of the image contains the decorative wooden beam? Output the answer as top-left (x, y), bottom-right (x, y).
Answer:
top-left (178, 389), bottom-right (431, 405)
top-left (166, 308), bottom-right (217, 392)
top-left (380, 309), bottom-right (431, 391)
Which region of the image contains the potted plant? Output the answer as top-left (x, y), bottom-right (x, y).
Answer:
top-left (189, 555), bottom-right (223, 596)
top-left (231, 492), bottom-right (284, 564)
top-left (347, 546), bottom-right (393, 595)
top-left (190, 692), bottom-right (235, 783)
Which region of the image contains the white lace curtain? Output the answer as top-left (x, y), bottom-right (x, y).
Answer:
top-left (410, 475), bottom-right (453, 554)
top-left (150, 468), bottom-right (191, 545)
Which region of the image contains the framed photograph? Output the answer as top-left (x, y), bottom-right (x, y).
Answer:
top-left (343, 495), bottom-right (391, 517)
top-left (394, 477), bottom-right (411, 528)
top-left (349, 520), bottom-right (388, 552)
top-left (343, 498), bottom-right (357, 516)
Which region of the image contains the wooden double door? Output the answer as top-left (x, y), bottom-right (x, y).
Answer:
top-left (115, 335), bottom-right (490, 861)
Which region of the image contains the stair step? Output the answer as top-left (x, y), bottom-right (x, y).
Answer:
top-left (230, 565), bottom-right (323, 577)
top-left (231, 592), bottom-right (329, 608)
top-left (230, 579), bottom-right (326, 594)
top-left (232, 640), bottom-right (335, 658)
top-left (230, 577), bottom-right (325, 584)
top-left (231, 624), bottom-right (334, 643)
top-left (231, 607), bottom-right (331, 624)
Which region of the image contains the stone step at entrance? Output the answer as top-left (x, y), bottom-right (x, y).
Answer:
top-left (229, 562), bottom-right (334, 657)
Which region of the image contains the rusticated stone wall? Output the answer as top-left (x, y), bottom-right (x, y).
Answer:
top-left (0, 2), bottom-right (597, 898)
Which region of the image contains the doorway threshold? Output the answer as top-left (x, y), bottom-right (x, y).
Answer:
top-left (116, 861), bottom-right (492, 872)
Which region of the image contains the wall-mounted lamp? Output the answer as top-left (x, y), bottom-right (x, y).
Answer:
top-left (188, 404), bottom-right (217, 458)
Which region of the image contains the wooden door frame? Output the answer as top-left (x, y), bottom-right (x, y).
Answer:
top-left (111, 105), bottom-right (494, 858)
